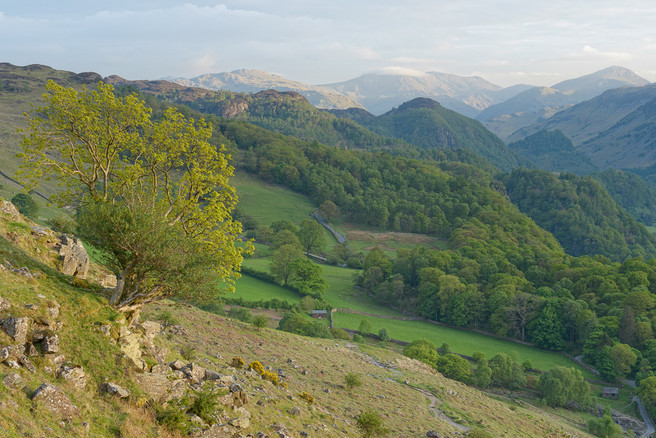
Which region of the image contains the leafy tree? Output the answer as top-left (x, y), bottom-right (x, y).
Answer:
top-left (358, 319), bottom-right (372, 335)
top-left (474, 356), bottom-right (492, 388)
top-left (505, 293), bottom-right (542, 342)
top-left (11, 193), bottom-right (39, 219)
top-left (297, 219), bottom-right (325, 254)
top-left (437, 354), bottom-right (471, 383)
top-left (378, 328), bottom-right (390, 342)
top-left (587, 407), bottom-right (622, 438)
top-left (619, 306), bottom-right (637, 345)
top-left (19, 81), bottom-right (248, 314)
top-left (537, 366), bottom-right (591, 409)
top-left (288, 258), bottom-right (327, 297)
top-left (252, 315), bottom-right (268, 330)
top-left (489, 352), bottom-right (526, 389)
top-left (610, 343), bottom-right (637, 377)
top-left (227, 307), bottom-right (253, 323)
top-left (271, 229), bottom-right (301, 250)
top-left (403, 339), bottom-right (439, 367)
top-left (528, 299), bottom-right (565, 350)
top-left (270, 244), bottom-right (304, 286)
top-left (638, 376), bottom-right (656, 410)
top-left (318, 200), bottom-right (340, 221)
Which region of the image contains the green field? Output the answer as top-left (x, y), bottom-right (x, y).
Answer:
top-left (232, 274), bottom-right (302, 303)
top-left (333, 312), bottom-right (593, 376)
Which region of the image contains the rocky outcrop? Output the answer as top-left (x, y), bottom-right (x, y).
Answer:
top-left (99, 382), bottom-right (130, 398)
top-left (58, 365), bottom-right (87, 390)
top-left (0, 201), bottom-right (20, 220)
top-left (1, 316), bottom-right (30, 344)
top-left (57, 234), bottom-right (89, 278)
top-left (32, 383), bottom-right (80, 420)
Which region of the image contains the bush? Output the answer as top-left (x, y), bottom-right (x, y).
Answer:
top-left (180, 345), bottom-right (196, 361)
top-left (331, 328), bottom-right (351, 340)
top-left (378, 328), bottom-right (390, 342)
top-left (46, 215), bottom-right (77, 234)
top-left (345, 372), bottom-right (363, 391)
top-left (231, 357), bottom-right (245, 369)
top-left (298, 391), bottom-right (315, 405)
top-left (156, 310), bottom-right (178, 328)
top-left (278, 312), bottom-right (331, 338)
top-left (11, 193), bottom-right (39, 219)
top-left (249, 361), bottom-right (265, 375)
top-left (352, 334), bottom-right (365, 343)
top-left (188, 389), bottom-right (221, 425)
top-left (253, 315), bottom-right (268, 329)
top-left (227, 307), bottom-right (253, 323)
top-left (356, 410), bottom-right (389, 437)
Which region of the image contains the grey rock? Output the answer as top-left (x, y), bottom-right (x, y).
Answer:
top-left (0, 201), bottom-right (20, 220)
top-left (169, 359), bottom-right (186, 370)
top-left (18, 354), bottom-right (36, 372)
top-left (181, 363), bottom-right (206, 383)
top-left (32, 383), bottom-right (80, 420)
top-left (43, 334), bottom-right (59, 353)
top-left (58, 234), bottom-right (90, 278)
top-left (25, 342), bottom-right (39, 357)
top-left (2, 372), bottom-right (23, 390)
top-left (99, 382), bottom-right (130, 398)
top-left (0, 297), bottom-right (10, 312)
top-left (1, 316), bottom-right (30, 344)
top-left (426, 431), bottom-right (443, 438)
top-left (58, 365), bottom-right (87, 389)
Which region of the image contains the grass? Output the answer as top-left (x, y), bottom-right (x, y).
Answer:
top-left (231, 274), bottom-right (302, 304)
top-left (333, 311), bottom-right (594, 377)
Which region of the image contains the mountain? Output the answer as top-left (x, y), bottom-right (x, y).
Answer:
top-left (168, 69), bottom-right (364, 110)
top-left (478, 66), bottom-right (650, 139)
top-left (349, 97), bottom-right (526, 171)
top-left (323, 71), bottom-right (510, 116)
top-left (592, 169), bottom-right (656, 226)
top-left (507, 129), bottom-right (598, 174)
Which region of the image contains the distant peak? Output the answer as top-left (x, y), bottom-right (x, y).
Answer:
top-left (396, 97), bottom-right (443, 111)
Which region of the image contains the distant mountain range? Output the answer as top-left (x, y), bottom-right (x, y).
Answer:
top-left (168, 66), bottom-right (649, 124)
top-left (478, 66), bottom-right (650, 139)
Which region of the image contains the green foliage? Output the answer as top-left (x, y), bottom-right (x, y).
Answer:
top-left (352, 333), bottom-right (365, 343)
top-left (356, 410), bottom-right (389, 438)
top-left (378, 328), bottom-right (390, 342)
top-left (537, 366), bottom-right (591, 409)
top-left (297, 219), bottom-right (325, 253)
top-left (46, 214), bottom-right (77, 234)
top-left (269, 243), bottom-right (304, 286)
top-left (345, 372), bottom-right (363, 391)
top-left (19, 81), bottom-right (249, 311)
top-left (587, 407), bottom-right (622, 438)
top-left (473, 357), bottom-right (492, 388)
top-left (502, 168), bottom-right (656, 261)
top-left (287, 258), bottom-right (327, 298)
top-left (331, 327), bottom-right (351, 340)
top-left (188, 389), bottom-right (221, 425)
top-left (403, 339), bottom-right (439, 367)
top-left (358, 319), bottom-right (372, 335)
top-left (489, 352), bottom-right (526, 389)
top-left (179, 345), bottom-right (196, 361)
top-left (11, 193), bottom-right (39, 219)
top-left (252, 315), bottom-right (268, 330)
top-left (593, 168), bottom-right (656, 226)
top-left (277, 312), bottom-right (331, 338)
top-left (156, 310), bottom-right (178, 328)
top-left (227, 307), bottom-right (254, 324)
top-left (156, 401), bottom-right (188, 433)
top-left (436, 353), bottom-right (471, 383)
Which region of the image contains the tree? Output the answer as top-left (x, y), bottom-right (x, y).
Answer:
top-left (252, 315), bottom-right (268, 330)
top-left (11, 193), bottom-right (39, 219)
top-left (297, 219), bottom-right (325, 254)
top-left (378, 328), bottom-right (390, 341)
top-left (359, 319), bottom-right (372, 335)
top-left (318, 200), bottom-right (340, 221)
top-left (403, 339), bottom-right (439, 367)
top-left (505, 293), bottom-right (542, 342)
top-left (270, 244), bottom-right (304, 286)
top-left (19, 81), bottom-right (249, 315)
top-left (288, 258), bottom-right (327, 297)
top-left (610, 343), bottom-right (637, 378)
top-left (528, 299), bottom-right (565, 350)
top-left (537, 366), bottom-right (591, 409)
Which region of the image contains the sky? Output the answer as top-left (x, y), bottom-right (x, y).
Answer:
top-left (2, 1), bottom-right (656, 87)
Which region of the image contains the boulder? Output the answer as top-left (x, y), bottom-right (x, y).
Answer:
top-left (0, 297), bottom-right (10, 312)
top-left (230, 383), bottom-right (248, 407)
top-left (46, 301), bottom-right (60, 319)
top-left (0, 201), bottom-right (20, 220)
top-left (42, 334), bottom-right (59, 353)
top-left (192, 424), bottom-right (234, 437)
top-left (58, 365), bottom-right (87, 389)
top-left (1, 316), bottom-right (30, 344)
top-left (229, 416), bottom-right (250, 429)
top-left (99, 382), bottom-right (130, 398)
top-left (169, 360), bottom-right (186, 370)
top-left (426, 431), bottom-right (443, 438)
top-left (181, 363), bottom-right (206, 383)
top-left (2, 372), bottom-right (23, 390)
top-left (31, 383), bottom-right (80, 420)
top-left (139, 321), bottom-right (161, 341)
top-left (18, 354), bottom-right (36, 372)
top-left (57, 234), bottom-right (90, 278)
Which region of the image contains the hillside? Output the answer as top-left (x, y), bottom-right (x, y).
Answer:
top-left (168, 69), bottom-right (364, 110)
top-left (507, 130), bottom-right (598, 175)
top-left (357, 97), bottom-right (526, 171)
top-left (0, 201), bottom-right (607, 438)
top-left (480, 67), bottom-right (649, 140)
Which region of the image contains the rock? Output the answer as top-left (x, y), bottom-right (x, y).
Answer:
top-left (204, 368), bottom-right (222, 380)
top-left (0, 345), bottom-right (17, 361)
top-left (0, 297), bottom-right (10, 312)
top-left (139, 321), bottom-right (161, 341)
top-left (58, 365), bottom-right (87, 389)
top-left (25, 342), bottom-right (39, 357)
top-left (151, 364), bottom-right (168, 374)
top-left (272, 423), bottom-right (292, 438)
top-left (43, 334), bottom-right (59, 353)
top-left (134, 373), bottom-right (185, 402)
top-left (229, 416), bottom-right (250, 429)
top-left (192, 424), bottom-right (234, 437)
top-left (181, 363), bottom-right (206, 383)
top-left (219, 375), bottom-right (236, 386)
top-left (0, 201), bottom-right (20, 220)
top-left (31, 383), bottom-right (80, 420)
top-left (99, 382), bottom-right (130, 398)
top-left (57, 234), bottom-right (90, 278)
top-left (289, 406), bottom-right (301, 416)
top-left (101, 274), bottom-right (117, 288)
top-left (2, 372), bottom-right (23, 390)
top-left (47, 301), bottom-right (60, 319)
top-left (169, 360), bottom-right (186, 370)
top-left (426, 431), bottom-right (442, 438)
top-left (230, 383), bottom-right (248, 407)
top-left (118, 326), bottom-right (145, 370)
top-left (18, 354), bottom-right (36, 372)
top-left (1, 316), bottom-right (30, 344)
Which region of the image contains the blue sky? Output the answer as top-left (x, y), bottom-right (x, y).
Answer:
top-left (2, 1), bottom-right (655, 86)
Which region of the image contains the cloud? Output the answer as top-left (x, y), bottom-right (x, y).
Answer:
top-left (374, 66), bottom-right (428, 77)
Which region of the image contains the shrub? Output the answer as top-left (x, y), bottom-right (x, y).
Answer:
top-left (358, 319), bottom-right (372, 335)
top-left (156, 400), bottom-right (189, 433)
top-left (378, 328), bottom-right (390, 342)
top-left (11, 193), bottom-right (39, 219)
top-left (261, 370), bottom-right (282, 386)
top-left (227, 307), bottom-right (253, 323)
top-left (156, 310), bottom-right (177, 328)
top-left (231, 357), bottom-right (245, 369)
top-left (249, 361), bottom-right (265, 375)
top-left (356, 410), bottom-right (389, 437)
top-left (278, 312), bottom-right (331, 338)
top-left (188, 389), bottom-right (221, 425)
top-left (345, 372), bottom-right (363, 391)
top-left (180, 345), bottom-right (196, 361)
top-left (46, 215), bottom-right (77, 234)
top-left (253, 315), bottom-right (268, 329)
top-left (331, 328), bottom-right (351, 340)
top-left (352, 334), bottom-right (365, 343)
top-left (298, 391), bottom-right (315, 405)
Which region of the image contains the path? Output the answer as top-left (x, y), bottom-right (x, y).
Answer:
top-left (353, 346), bottom-right (469, 433)
top-left (312, 210), bottom-right (347, 245)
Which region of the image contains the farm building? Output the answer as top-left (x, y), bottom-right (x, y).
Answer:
top-left (311, 310), bottom-right (328, 319)
top-left (601, 387), bottom-right (619, 399)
